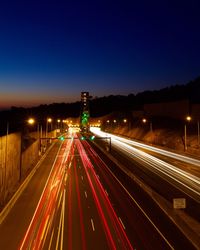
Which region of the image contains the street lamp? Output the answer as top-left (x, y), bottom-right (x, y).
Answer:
top-left (46, 118), bottom-right (53, 144)
top-left (142, 118), bottom-right (147, 123)
top-left (57, 119), bottom-right (61, 132)
top-left (184, 116), bottom-right (191, 151)
top-left (123, 119), bottom-right (127, 123)
top-left (46, 118), bottom-right (52, 134)
top-left (142, 118), bottom-right (153, 134)
top-left (27, 118), bottom-right (42, 154)
top-left (28, 118), bottom-right (35, 125)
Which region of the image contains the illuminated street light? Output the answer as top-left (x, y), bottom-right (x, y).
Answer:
top-left (142, 118), bottom-right (152, 132)
top-left (28, 117), bottom-right (42, 155)
top-left (142, 118), bottom-right (147, 123)
top-left (186, 116), bottom-right (191, 122)
top-left (57, 119), bottom-right (61, 131)
top-left (113, 119), bottom-right (117, 123)
top-left (123, 119), bottom-right (127, 123)
top-left (28, 118), bottom-right (35, 125)
top-left (46, 118), bottom-right (53, 144)
top-left (184, 115), bottom-right (192, 151)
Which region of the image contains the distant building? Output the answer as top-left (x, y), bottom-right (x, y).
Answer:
top-left (81, 92), bottom-right (90, 111)
top-left (80, 92), bottom-right (90, 132)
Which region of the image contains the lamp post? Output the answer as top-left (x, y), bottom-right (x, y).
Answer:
top-left (142, 118), bottom-right (153, 143)
top-left (46, 118), bottom-right (52, 144)
top-left (184, 116), bottom-right (191, 151)
top-left (28, 118), bottom-right (42, 155)
top-left (142, 118), bottom-right (153, 133)
top-left (57, 119), bottom-right (61, 129)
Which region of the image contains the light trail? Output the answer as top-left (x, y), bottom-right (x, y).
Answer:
top-left (91, 128), bottom-right (200, 167)
top-left (19, 138), bottom-right (73, 250)
top-left (76, 138), bottom-right (134, 250)
top-left (83, 140), bottom-right (174, 249)
top-left (67, 161), bottom-right (73, 250)
top-left (118, 137), bottom-right (200, 168)
top-left (90, 128), bottom-right (200, 200)
top-left (74, 157), bottom-right (87, 250)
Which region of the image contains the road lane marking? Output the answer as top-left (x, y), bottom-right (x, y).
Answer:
top-left (119, 217), bottom-right (126, 230)
top-left (105, 190), bottom-right (109, 196)
top-left (99, 155), bottom-right (174, 249)
top-left (84, 191), bottom-right (88, 198)
top-left (81, 175), bottom-right (84, 181)
top-left (90, 218), bottom-right (95, 231)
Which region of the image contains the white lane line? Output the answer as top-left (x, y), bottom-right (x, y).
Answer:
top-left (81, 176), bottom-right (84, 181)
top-left (91, 218), bottom-right (95, 231)
top-left (84, 191), bottom-right (88, 198)
top-left (119, 217), bottom-right (126, 230)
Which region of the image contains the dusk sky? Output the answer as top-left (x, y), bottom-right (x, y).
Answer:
top-left (0, 0), bottom-right (200, 109)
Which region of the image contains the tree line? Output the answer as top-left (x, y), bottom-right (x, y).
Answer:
top-left (0, 76), bottom-right (199, 134)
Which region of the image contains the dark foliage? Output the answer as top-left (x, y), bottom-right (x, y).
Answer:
top-left (0, 76), bottom-right (199, 133)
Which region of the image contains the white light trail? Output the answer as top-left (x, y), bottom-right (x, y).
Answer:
top-left (90, 128), bottom-right (200, 199)
top-left (91, 128), bottom-right (200, 167)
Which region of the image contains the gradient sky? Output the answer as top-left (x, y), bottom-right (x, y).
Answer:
top-left (0, 0), bottom-right (200, 109)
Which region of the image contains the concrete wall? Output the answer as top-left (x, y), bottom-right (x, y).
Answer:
top-left (0, 132), bottom-right (41, 207)
top-left (21, 140), bottom-right (39, 179)
top-left (0, 133), bottom-right (21, 206)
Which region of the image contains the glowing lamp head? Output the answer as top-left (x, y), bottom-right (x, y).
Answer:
top-left (142, 118), bottom-right (147, 123)
top-left (28, 118), bottom-right (35, 125)
top-left (186, 116), bottom-right (191, 122)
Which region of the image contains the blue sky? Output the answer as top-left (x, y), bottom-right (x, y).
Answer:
top-left (0, 0), bottom-right (200, 109)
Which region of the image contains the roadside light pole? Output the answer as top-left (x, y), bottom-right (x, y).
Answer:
top-left (142, 118), bottom-right (153, 142)
top-left (46, 118), bottom-right (52, 145)
top-left (184, 116), bottom-right (191, 151)
top-left (27, 118), bottom-right (41, 155)
top-left (57, 119), bottom-right (61, 130)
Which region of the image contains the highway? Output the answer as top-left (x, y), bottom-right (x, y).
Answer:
top-left (0, 132), bottom-right (134, 249)
top-left (90, 128), bottom-right (200, 210)
top-left (0, 129), bottom-right (198, 249)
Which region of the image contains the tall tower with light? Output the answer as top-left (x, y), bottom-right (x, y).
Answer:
top-left (80, 92), bottom-right (90, 133)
